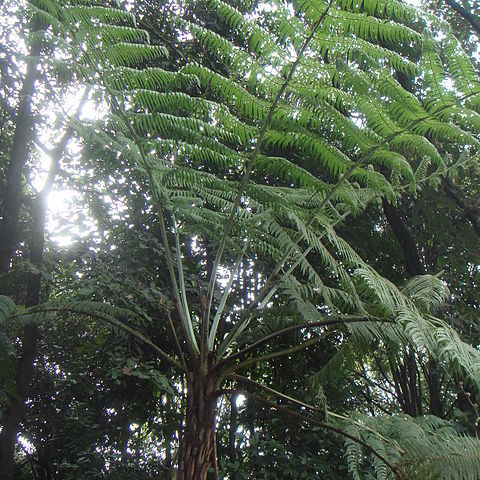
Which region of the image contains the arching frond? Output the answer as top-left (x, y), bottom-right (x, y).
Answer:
top-left (341, 414), bottom-right (480, 480)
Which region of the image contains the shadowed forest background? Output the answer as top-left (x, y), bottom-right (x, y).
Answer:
top-left (1, 0), bottom-right (480, 478)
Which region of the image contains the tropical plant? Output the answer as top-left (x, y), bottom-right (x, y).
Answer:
top-left (2, 0), bottom-right (480, 478)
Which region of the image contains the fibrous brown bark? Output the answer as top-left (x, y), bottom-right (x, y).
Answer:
top-left (177, 371), bottom-right (218, 480)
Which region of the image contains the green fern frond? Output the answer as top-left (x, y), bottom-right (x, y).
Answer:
top-left (323, 8), bottom-right (421, 45)
top-left (401, 274), bottom-right (449, 313)
top-left (443, 34), bottom-right (480, 100)
top-left (61, 5), bottom-right (136, 27)
top-left (0, 296), bottom-right (17, 325)
top-left (210, 0), bottom-right (278, 57)
top-left (413, 155), bottom-right (432, 188)
top-left (28, 1), bottom-right (63, 29)
top-left (339, 0), bottom-right (423, 23)
top-left (341, 414), bottom-right (480, 480)
top-left (110, 66), bottom-right (198, 92)
top-left (106, 43), bottom-right (168, 67)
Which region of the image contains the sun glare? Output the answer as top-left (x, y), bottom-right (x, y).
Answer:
top-left (35, 85), bottom-right (108, 247)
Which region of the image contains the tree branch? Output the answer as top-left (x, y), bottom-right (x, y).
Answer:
top-left (20, 305), bottom-right (185, 372)
top-left (229, 374), bottom-right (318, 411)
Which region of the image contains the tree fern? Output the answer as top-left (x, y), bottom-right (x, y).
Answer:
top-left (21, 0), bottom-right (480, 477)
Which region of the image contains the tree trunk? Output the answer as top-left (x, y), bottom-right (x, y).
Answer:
top-left (0, 41), bottom-right (40, 281)
top-left (0, 193), bottom-right (47, 480)
top-left (228, 393), bottom-right (238, 480)
top-left (177, 371), bottom-right (218, 480)
top-left (0, 95), bottom-right (77, 476)
top-left (382, 198), bottom-right (445, 417)
top-left (0, 25), bottom-right (44, 474)
top-left (0, 322), bottom-right (38, 480)
top-left (382, 198), bottom-right (424, 276)
top-left (0, 31), bottom-right (42, 478)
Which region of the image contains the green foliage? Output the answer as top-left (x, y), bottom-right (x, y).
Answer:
top-left (342, 414), bottom-right (480, 480)
top-left (5, 0), bottom-right (480, 477)
top-left (0, 296), bottom-right (16, 325)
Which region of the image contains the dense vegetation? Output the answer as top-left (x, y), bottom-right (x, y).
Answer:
top-left (1, 0), bottom-right (480, 478)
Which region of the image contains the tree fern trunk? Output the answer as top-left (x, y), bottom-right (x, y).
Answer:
top-left (178, 371), bottom-right (217, 480)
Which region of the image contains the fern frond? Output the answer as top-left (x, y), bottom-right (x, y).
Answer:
top-left (61, 5), bottom-right (136, 27)
top-left (0, 296), bottom-right (17, 325)
top-left (401, 274), bottom-right (449, 313)
top-left (340, 414), bottom-right (480, 480)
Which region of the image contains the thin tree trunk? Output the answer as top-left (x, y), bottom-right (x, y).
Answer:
top-left (0, 41), bottom-right (40, 280)
top-left (177, 371), bottom-right (218, 480)
top-left (162, 396), bottom-right (172, 477)
top-left (0, 188), bottom-right (46, 480)
top-left (0, 321), bottom-right (38, 480)
top-left (406, 348), bottom-right (423, 416)
top-left (0, 27), bottom-right (42, 478)
top-left (387, 352), bottom-right (412, 415)
top-left (427, 360), bottom-right (443, 417)
top-left (0, 122), bottom-right (74, 480)
top-left (228, 393), bottom-right (238, 480)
